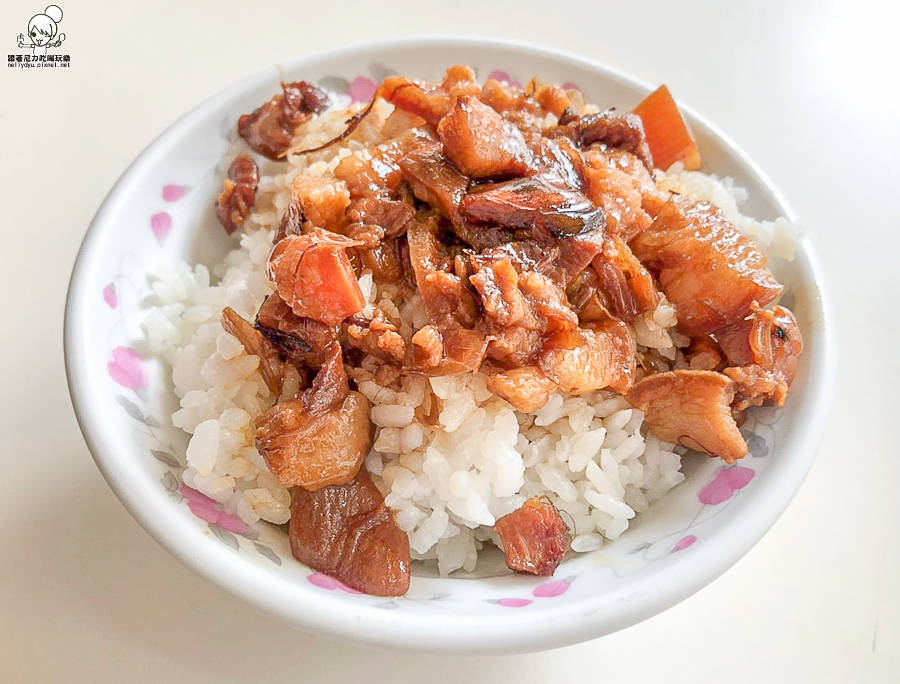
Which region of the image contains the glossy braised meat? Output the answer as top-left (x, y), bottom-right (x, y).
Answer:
top-left (238, 81), bottom-right (330, 159)
top-left (494, 497), bottom-right (569, 576)
top-left (460, 176), bottom-right (604, 238)
top-left (218, 68), bottom-right (803, 594)
top-left (553, 109), bottom-right (654, 172)
top-left (631, 195), bottom-right (782, 336)
top-left (437, 95), bottom-right (534, 180)
top-left (268, 229), bottom-right (366, 327)
top-left (626, 369), bottom-right (747, 463)
top-left (276, 174), bottom-right (351, 242)
top-left (289, 469), bottom-right (410, 596)
top-left (255, 343), bottom-right (373, 490)
top-left (215, 154), bottom-right (259, 235)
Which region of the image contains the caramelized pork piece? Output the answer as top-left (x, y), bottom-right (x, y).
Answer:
top-left (345, 309), bottom-right (408, 364)
top-left (255, 345), bottom-right (372, 490)
top-left (220, 307), bottom-right (285, 395)
top-left (554, 109), bottom-right (654, 172)
top-left (717, 305), bottom-right (803, 410)
top-left (346, 194), bottom-right (417, 239)
top-left (484, 326), bottom-right (545, 368)
top-left (406, 219), bottom-right (477, 327)
top-left (538, 319), bottom-right (635, 394)
top-left (592, 236), bottom-right (660, 322)
top-left (528, 79), bottom-right (573, 118)
top-left (626, 369), bottom-right (747, 463)
top-left (437, 95), bottom-right (534, 180)
top-left (460, 176), bottom-right (604, 238)
top-left (255, 294), bottom-right (339, 368)
top-left (215, 154), bottom-right (259, 235)
top-left (268, 229), bottom-right (366, 327)
top-left (581, 148), bottom-right (655, 240)
top-left (333, 138), bottom-right (407, 197)
top-left (289, 469), bottom-right (410, 596)
top-left (238, 81), bottom-right (330, 159)
top-left (486, 366), bottom-right (557, 413)
top-left (684, 336), bottom-right (726, 371)
top-left (494, 497), bottom-right (569, 576)
top-left (398, 142), bottom-right (469, 221)
top-left (380, 65), bottom-right (481, 129)
top-left (631, 195), bottom-right (782, 336)
top-left (408, 325), bottom-right (488, 375)
top-left (479, 78), bottom-right (536, 115)
top-left (470, 255), bottom-right (537, 329)
top-left (469, 249), bottom-right (578, 334)
top-left (358, 237), bottom-right (405, 285)
top-left (277, 174), bottom-right (350, 240)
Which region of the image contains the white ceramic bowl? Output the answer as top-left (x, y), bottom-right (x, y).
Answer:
top-left (65, 37), bottom-right (836, 654)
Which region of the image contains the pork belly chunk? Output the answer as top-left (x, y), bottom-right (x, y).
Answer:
top-left (626, 369), bottom-right (748, 463)
top-left (290, 469), bottom-right (410, 596)
top-left (631, 195), bottom-right (782, 336)
top-left (437, 95), bottom-right (534, 180)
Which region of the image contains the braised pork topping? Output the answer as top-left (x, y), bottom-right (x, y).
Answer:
top-left (215, 67), bottom-right (802, 589)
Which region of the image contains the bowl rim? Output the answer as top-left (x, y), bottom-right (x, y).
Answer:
top-left (64, 35), bottom-right (837, 654)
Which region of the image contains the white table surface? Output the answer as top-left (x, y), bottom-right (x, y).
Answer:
top-left (2, 0), bottom-right (897, 681)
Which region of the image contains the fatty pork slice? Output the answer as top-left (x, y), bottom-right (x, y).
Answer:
top-left (215, 154), bottom-right (259, 235)
top-left (255, 343), bottom-right (372, 490)
top-left (380, 64), bottom-right (481, 129)
top-left (630, 195), bottom-right (782, 337)
top-left (486, 366), bottom-right (557, 413)
top-left (494, 497), bottom-right (569, 576)
top-left (437, 95), bottom-right (534, 180)
top-left (267, 228), bottom-right (366, 327)
top-left (276, 174), bottom-right (351, 241)
top-left (717, 305), bottom-right (803, 410)
top-left (398, 141), bottom-right (469, 222)
top-left (290, 468), bottom-right (411, 596)
top-left (626, 369), bottom-right (748, 463)
top-left (538, 319), bottom-right (636, 395)
top-left (409, 325), bottom-right (489, 375)
top-left (591, 236), bottom-right (660, 322)
top-left (460, 175), bottom-right (604, 239)
top-left (238, 81), bottom-right (330, 159)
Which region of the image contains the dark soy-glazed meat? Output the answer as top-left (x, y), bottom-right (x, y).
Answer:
top-left (553, 109), bottom-right (654, 173)
top-left (460, 176), bottom-right (605, 238)
top-left (238, 81), bottom-right (330, 159)
top-left (210, 66), bottom-right (804, 592)
top-left (494, 497), bottom-right (569, 576)
top-left (289, 469), bottom-right (410, 596)
top-left (215, 154), bottom-right (259, 235)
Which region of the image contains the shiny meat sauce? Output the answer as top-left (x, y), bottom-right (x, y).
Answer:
top-left (213, 66), bottom-right (803, 594)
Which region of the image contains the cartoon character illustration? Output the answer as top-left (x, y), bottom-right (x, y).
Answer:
top-left (16, 5), bottom-right (65, 55)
